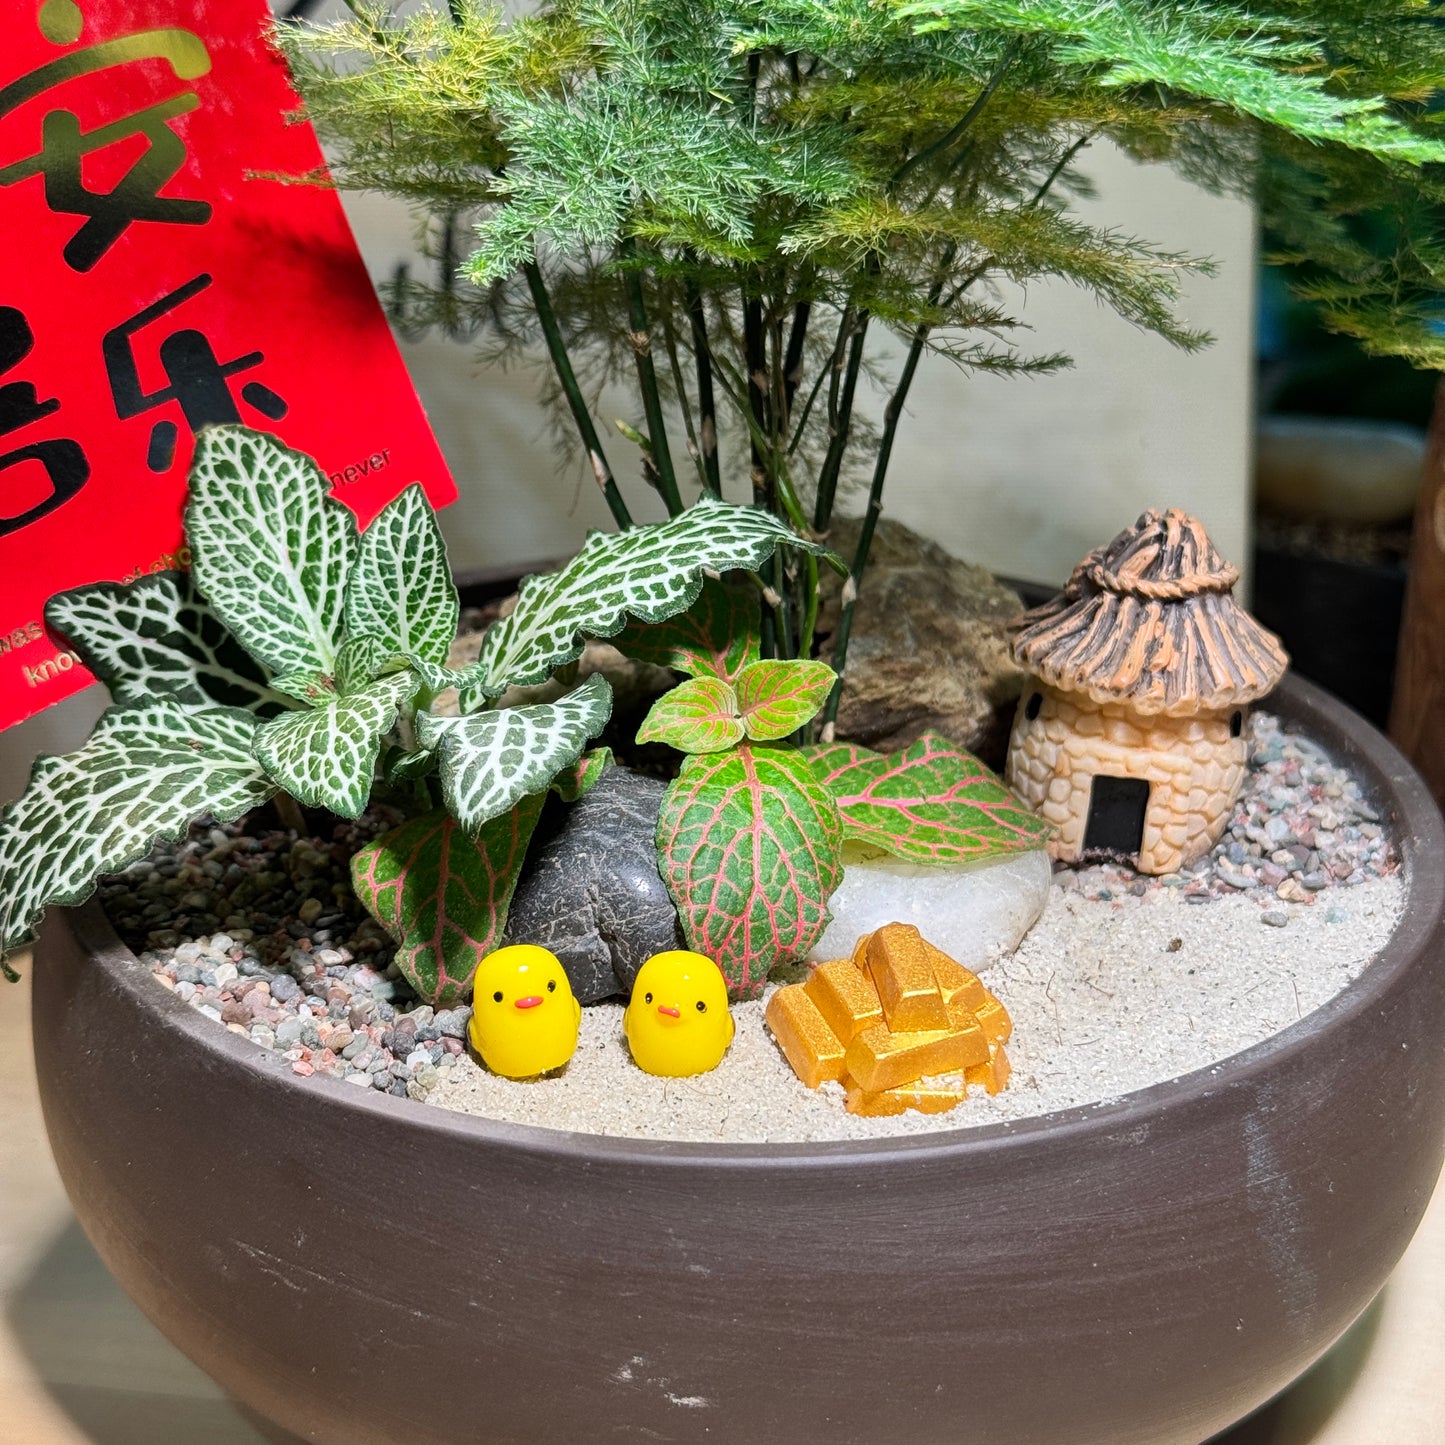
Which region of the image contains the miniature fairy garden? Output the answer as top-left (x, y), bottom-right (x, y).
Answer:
top-left (34, 433), bottom-right (1398, 1144)
top-left (0, 0), bottom-right (1432, 1147)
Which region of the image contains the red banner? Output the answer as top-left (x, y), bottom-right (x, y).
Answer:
top-left (0, 0), bottom-right (456, 729)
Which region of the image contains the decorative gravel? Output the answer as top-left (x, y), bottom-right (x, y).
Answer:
top-left (104, 711), bottom-right (1404, 1123)
top-left (101, 812), bottom-right (466, 1101)
top-left (1063, 711), bottom-right (1397, 909)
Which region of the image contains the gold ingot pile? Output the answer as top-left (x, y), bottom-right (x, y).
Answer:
top-left (766, 922), bottom-right (1012, 1116)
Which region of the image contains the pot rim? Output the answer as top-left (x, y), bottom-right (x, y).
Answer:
top-left (58, 671), bottom-right (1444, 1170)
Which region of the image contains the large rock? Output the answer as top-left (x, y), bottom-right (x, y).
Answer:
top-left (504, 767), bottom-right (684, 1002)
top-left (808, 847), bottom-right (1052, 974)
top-left (819, 517), bottom-right (1027, 768)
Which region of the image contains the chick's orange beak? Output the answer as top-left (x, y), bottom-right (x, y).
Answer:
top-left (515, 995), bottom-right (543, 1010)
top-left (656, 1004), bottom-right (681, 1019)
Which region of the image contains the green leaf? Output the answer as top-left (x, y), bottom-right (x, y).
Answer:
top-left (551, 747), bottom-right (613, 802)
top-left (899, 0), bottom-right (1445, 166)
top-left (186, 427), bottom-right (357, 677)
top-left (477, 498), bottom-right (833, 693)
top-left (344, 484), bottom-right (459, 670)
top-left (253, 671), bottom-right (418, 818)
top-left (0, 700), bottom-right (275, 958)
top-left (351, 797), bottom-right (544, 1007)
top-left (334, 634), bottom-right (414, 696)
top-left (801, 732), bottom-right (1051, 864)
top-left (415, 673), bottom-right (613, 833)
top-left (656, 744), bottom-right (844, 999)
top-left (636, 677), bottom-right (744, 754)
top-left (44, 571), bottom-right (289, 716)
top-left (611, 576), bottom-right (761, 682)
top-left (734, 659), bottom-right (836, 741)
top-left (270, 669), bottom-right (338, 707)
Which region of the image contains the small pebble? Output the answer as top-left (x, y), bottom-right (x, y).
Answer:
top-left (1261, 910), bottom-right (1289, 928)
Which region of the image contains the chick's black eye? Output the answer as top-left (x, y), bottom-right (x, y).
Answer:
top-left (492, 991), bottom-right (504, 1003)
top-left (696, 1000), bottom-right (707, 1012)
top-left (644, 992), bottom-right (653, 1004)
top-left (547, 979), bottom-right (557, 993)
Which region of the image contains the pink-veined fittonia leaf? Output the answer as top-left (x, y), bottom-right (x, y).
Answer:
top-left (801, 732), bottom-right (1051, 864)
top-left (552, 747), bottom-right (613, 801)
top-left (657, 744), bottom-right (844, 999)
top-left (734, 659), bottom-right (836, 741)
top-left (611, 576), bottom-right (760, 682)
top-left (637, 677), bottom-right (744, 754)
top-left (351, 795), bottom-right (546, 1007)
top-left (350, 755), bottom-right (612, 1005)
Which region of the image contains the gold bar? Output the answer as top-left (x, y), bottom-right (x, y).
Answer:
top-left (804, 959), bottom-right (883, 1043)
top-left (765, 984), bottom-right (846, 1089)
top-left (849, 931), bottom-right (874, 971)
top-left (864, 924), bottom-right (951, 1032)
top-left (926, 947), bottom-right (987, 1014)
top-left (844, 1022), bottom-right (986, 1093)
top-left (845, 1077), bottom-right (968, 1117)
top-left (966, 1041), bottom-right (1012, 1096)
top-left (974, 997), bottom-right (1012, 1045)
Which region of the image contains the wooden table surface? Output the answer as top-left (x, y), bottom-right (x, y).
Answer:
top-left (2, 960), bottom-right (1441, 1444)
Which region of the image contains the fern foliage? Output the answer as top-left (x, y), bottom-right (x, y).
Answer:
top-left (285, 0), bottom-right (1445, 688)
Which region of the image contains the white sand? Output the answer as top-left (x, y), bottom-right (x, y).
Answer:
top-left (426, 873), bottom-right (1406, 1143)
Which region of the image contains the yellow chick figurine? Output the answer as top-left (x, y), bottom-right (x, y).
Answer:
top-left (624, 950), bottom-right (735, 1077)
top-left (468, 945), bottom-right (581, 1079)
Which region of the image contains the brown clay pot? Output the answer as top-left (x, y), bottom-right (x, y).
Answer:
top-left (30, 673), bottom-right (1445, 1445)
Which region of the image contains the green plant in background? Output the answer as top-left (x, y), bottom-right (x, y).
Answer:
top-left (0, 427), bottom-right (831, 999)
top-left (285, 0), bottom-right (1445, 731)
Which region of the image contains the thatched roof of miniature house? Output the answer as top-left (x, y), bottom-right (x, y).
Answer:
top-left (1009, 509), bottom-right (1289, 717)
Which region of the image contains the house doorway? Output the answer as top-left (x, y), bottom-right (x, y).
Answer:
top-left (1083, 775), bottom-right (1151, 860)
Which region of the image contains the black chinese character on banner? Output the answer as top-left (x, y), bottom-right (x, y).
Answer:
top-left (0, 0), bottom-right (213, 273)
top-left (103, 273), bottom-right (288, 473)
top-left (0, 304), bottom-right (89, 536)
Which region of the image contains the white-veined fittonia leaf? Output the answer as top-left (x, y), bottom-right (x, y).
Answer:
top-left (44, 571), bottom-right (290, 716)
top-left (334, 634), bottom-right (413, 696)
top-left (186, 426), bottom-right (357, 677)
top-left (253, 670), bottom-right (419, 818)
top-left (0, 700), bottom-right (275, 960)
top-left (477, 498), bottom-right (834, 693)
top-left (270, 669), bottom-right (338, 707)
top-left (344, 484), bottom-right (459, 670)
top-left (415, 672), bottom-right (613, 833)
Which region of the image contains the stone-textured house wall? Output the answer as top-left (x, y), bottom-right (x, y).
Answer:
top-left (1006, 684), bottom-right (1247, 875)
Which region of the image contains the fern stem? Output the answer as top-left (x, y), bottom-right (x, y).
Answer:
top-left (661, 308), bottom-right (710, 496)
top-left (781, 300), bottom-right (811, 424)
top-left (274, 793), bottom-right (307, 834)
top-left (890, 38), bottom-right (1023, 193)
top-left (822, 250), bottom-right (957, 728)
top-left (743, 290), bottom-right (770, 507)
top-left (811, 306), bottom-right (871, 534)
top-left (684, 272), bottom-right (721, 497)
top-left (621, 239), bottom-right (683, 517)
top-left (523, 259), bottom-right (633, 530)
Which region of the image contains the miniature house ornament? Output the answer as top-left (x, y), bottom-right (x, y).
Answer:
top-left (1006, 509), bottom-right (1289, 876)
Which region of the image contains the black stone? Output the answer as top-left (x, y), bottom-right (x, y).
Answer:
top-left (504, 767), bottom-right (684, 1002)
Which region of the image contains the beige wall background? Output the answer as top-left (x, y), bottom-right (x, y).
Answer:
top-left (344, 144), bottom-right (1255, 589)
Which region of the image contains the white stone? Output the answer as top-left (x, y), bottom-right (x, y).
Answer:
top-left (808, 849), bottom-right (1053, 973)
